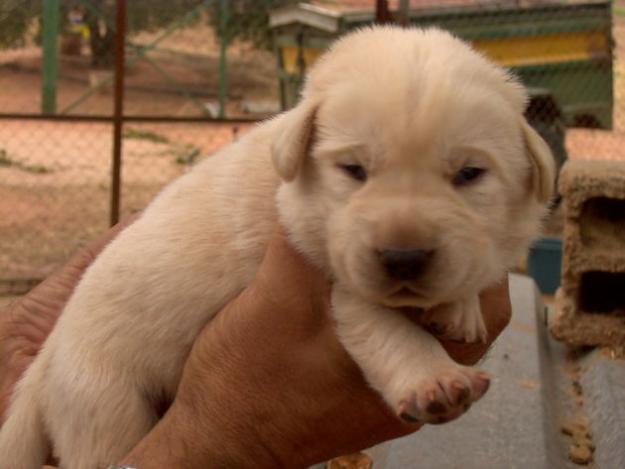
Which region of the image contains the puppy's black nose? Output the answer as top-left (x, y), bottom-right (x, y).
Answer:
top-left (378, 248), bottom-right (433, 280)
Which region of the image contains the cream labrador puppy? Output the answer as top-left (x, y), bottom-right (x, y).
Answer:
top-left (0, 26), bottom-right (554, 468)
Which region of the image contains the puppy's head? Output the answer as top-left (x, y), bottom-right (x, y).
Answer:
top-left (273, 26), bottom-right (555, 307)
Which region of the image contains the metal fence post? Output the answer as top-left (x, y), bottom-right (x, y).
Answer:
top-left (42, 0), bottom-right (60, 115)
top-left (375, 0), bottom-right (392, 24)
top-left (110, 0), bottom-right (127, 226)
top-left (398, 0), bottom-right (409, 26)
top-left (218, 0), bottom-right (229, 118)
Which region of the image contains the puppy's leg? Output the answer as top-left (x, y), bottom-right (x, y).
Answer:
top-left (45, 370), bottom-right (157, 469)
top-left (333, 288), bottom-right (490, 424)
top-left (421, 295), bottom-right (488, 344)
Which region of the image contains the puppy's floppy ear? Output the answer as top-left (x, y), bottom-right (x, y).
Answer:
top-left (521, 119), bottom-right (556, 203)
top-left (271, 101), bottom-right (317, 182)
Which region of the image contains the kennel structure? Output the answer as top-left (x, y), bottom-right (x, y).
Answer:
top-left (551, 160), bottom-right (625, 348)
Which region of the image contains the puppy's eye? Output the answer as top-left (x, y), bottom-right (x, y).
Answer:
top-left (338, 164), bottom-right (367, 182)
top-left (453, 166), bottom-right (485, 186)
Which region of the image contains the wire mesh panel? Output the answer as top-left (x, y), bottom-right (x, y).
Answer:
top-left (118, 121), bottom-right (252, 219)
top-left (1, 0), bottom-right (624, 289)
top-left (0, 1), bottom-right (118, 284)
top-left (117, 0), bottom-right (272, 215)
top-left (123, 1), bottom-right (280, 119)
top-left (0, 1), bottom-right (273, 286)
top-left (0, 119), bottom-right (111, 282)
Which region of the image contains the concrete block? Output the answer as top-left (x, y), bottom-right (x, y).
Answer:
top-left (551, 160), bottom-right (625, 348)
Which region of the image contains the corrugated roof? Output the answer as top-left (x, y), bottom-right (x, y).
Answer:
top-left (308, 0), bottom-right (511, 14)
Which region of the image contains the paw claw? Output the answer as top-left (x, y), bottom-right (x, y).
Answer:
top-left (398, 400), bottom-right (420, 423)
top-left (474, 372), bottom-right (491, 396)
top-left (425, 400), bottom-right (447, 415)
top-left (450, 380), bottom-right (470, 405)
top-left (395, 367), bottom-right (490, 425)
top-left (399, 411), bottom-right (419, 423)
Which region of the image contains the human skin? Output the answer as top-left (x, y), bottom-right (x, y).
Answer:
top-left (0, 218), bottom-right (511, 468)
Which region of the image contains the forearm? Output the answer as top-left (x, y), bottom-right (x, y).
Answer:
top-left (0, 214), bottom-right (141, 457)
top-left (117, 419), bottom-right (194, 469)
top-left (118, 400), bottom-right (284, 469)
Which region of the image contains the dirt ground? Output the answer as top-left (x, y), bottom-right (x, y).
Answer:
top-left (1, 7), bottom-right (625, 285)
top-left (0, 120), bottom-right (253, 279)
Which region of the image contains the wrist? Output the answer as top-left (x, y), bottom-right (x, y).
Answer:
top-left (119, 396), bottom-right (288, 469)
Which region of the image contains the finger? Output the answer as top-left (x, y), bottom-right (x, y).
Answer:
top-left (56, 211), bottom-right (142, 284)
top-left (240, 227), bottom-right (332, 334)
top-left (439, 278), bottom-right (511, 366)
top-left (256, 227), bottom-right (330, 298)
top-left (479, 277), bottom-right (512, 338)
top-left (0, 214), bottom-right (142, 459)
top-left (2, 213), bottom-right (142, 322)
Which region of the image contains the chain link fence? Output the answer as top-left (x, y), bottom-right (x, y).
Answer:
top-left (0, 0), bottom-right (267, 289)
top-left (1, 0), bottom-right (624, 291)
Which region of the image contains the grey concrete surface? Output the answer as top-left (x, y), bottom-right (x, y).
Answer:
top-left (580, 352), bottom-right (625, 469)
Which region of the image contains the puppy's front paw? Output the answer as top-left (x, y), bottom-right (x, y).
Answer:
top-left (422, 296), bottom-right (487, 344)
top-left (397, 366), bottom-right (490, 424)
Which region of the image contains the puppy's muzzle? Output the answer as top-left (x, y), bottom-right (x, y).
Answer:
top-left (378, 248), bottom-right (433, 281)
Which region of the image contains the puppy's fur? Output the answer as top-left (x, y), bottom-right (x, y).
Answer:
top-left (0, 27), bottom-right (554, 468)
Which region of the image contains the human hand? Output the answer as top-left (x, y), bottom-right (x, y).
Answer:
top-left (0, 215), bottom-right (139, 420)
top-left (120, 229), bottom-right (511, 469)
top-left (0, 221), bottom-right (510, 468)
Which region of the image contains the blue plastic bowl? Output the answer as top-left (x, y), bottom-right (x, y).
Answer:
top-left (527, 237), bottom-right (563, 294)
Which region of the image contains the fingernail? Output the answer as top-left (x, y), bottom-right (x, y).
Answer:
top-left (400, 412), bottom-right (419, 423)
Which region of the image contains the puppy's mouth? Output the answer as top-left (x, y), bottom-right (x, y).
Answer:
top-left (382, 285), bottom-right (432, 308)
top-left (394, 286), bottom-right (421, 299)
top-left (397, 305), bottom-right (425, 315)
